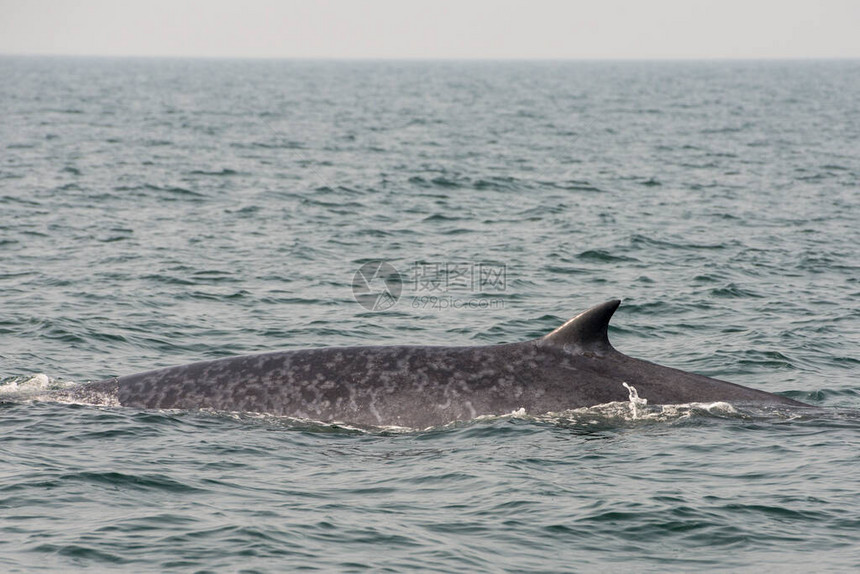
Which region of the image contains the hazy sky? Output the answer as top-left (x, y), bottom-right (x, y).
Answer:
top-left (1, 0), bottom-right (858, 60)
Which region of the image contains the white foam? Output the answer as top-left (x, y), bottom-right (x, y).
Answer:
top-left (0, 373), bottom-right (78, 396)
top-left (0, 373), bottom-right (123, 408)
top-left (622, 382), bottom-right (648, 419)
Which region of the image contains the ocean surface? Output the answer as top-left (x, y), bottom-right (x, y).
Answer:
top-left (1, 57), bottom-right (859, 572)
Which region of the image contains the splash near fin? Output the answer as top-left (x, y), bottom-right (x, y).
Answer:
top-left (541, 299), bottom-right (621, 351)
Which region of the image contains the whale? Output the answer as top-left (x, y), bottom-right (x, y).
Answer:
top-left (66, 300), bottom-right (808, 428)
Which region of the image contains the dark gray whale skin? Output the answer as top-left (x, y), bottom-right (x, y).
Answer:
top-left (77, 300), bottom-right (808, 428)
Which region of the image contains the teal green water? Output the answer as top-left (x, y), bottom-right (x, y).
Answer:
top-left (1, 57), bottom-right (859, 572)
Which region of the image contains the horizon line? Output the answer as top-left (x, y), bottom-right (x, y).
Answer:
top-left (2, 52), bottom-right (859, 63)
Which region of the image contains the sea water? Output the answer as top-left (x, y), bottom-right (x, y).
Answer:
top-left (1, 57), bottom-right (859, 572)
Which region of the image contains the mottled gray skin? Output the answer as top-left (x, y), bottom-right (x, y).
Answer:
top-left (79, 300), bottom-right (808, 428)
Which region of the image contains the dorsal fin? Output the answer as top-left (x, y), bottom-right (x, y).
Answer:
top-left (541, 299), bottom-right (621, 351)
